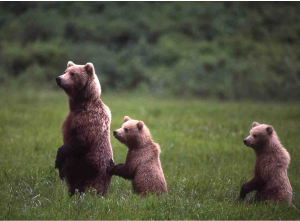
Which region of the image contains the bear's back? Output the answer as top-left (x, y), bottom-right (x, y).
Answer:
top-left (254, 143), bottom-right (292, 203)
top-left (129, 143), bottom-right (167, 195)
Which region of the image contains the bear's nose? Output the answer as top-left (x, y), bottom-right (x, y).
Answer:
top-left (243, 139), bottom-right (247, 145)
top-left (113, 130), bottom-right (117, 136)
top-left (56, 77), bottom-right (61, 85)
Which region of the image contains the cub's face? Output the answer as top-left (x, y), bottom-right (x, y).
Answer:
top-left (56, 61), bottom-right (94, 96)
top-left (113, 116), bottom-right (146, 147)
top-left (243, 122), bottom-right (274, 149)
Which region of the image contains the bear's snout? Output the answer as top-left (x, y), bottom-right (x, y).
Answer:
top-left (243, 139), bottom-right (247, 145)
top-left (56, 77), bottom-right (61, 86)
top-left (113, 130), bottom-right (118, 136)
top-left (113, 130), bottom-right (123, 142)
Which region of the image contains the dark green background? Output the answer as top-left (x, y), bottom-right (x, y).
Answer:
top-left (1, 2), bottom-right (300, 100)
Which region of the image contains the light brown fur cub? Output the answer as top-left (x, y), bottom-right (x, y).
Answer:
top-left (239, 122), bottom-right (292, 204)
top-left (107, 116), bottom-right (167, 195)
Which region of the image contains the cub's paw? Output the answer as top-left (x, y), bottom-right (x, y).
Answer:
top-left (235, 196), bottom-right (245, 203)
top-left (106, 166), bottom-right (113, 175)
top-left (109, 158), bottom-right (115, 167)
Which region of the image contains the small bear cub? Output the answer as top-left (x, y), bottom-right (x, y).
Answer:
top-left (107, 116), bottom-right (167, 195)
top-left (239, 122), bottom-right (292, 204)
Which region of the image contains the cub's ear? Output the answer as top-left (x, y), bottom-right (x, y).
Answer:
top-left (84, 62), bottom-right (95, 75)
top-left (124, 116), bottom-right (131, 123)
top-left (266, 126), bottom-right (273, 135)
top-left (67, 61), bottom-right (75, 68)
top-left (137, 121), bottom-right (144, 130)
top-left (252, 122), bottom-right (260, 128)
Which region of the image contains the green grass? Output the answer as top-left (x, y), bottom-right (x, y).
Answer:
top-left (0, 90), bottom-right (299, 220)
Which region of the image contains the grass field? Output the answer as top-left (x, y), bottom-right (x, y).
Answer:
top-left (0, 90), bottom-right (299, 220)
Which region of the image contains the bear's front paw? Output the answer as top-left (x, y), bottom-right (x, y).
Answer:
top-left (55, 159), bottom-right (62, 169)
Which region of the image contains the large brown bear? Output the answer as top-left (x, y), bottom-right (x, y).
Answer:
top-left (239, 122), bottom-right (292, 204)
top-left (55, 61), bottom-right (113, 196)
top-left (107, 116), bottom-right (167, 196)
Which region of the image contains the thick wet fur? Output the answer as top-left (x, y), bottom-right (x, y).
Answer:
top-left (107, 116), bottom-right (167, 196)
top-left (239, 122), bottom-right (292, 204)
top-left (55, 61), bottom-right (113, 196)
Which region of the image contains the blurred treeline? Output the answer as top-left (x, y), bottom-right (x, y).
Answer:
top-left (1, 2), bottom-right (300, 100)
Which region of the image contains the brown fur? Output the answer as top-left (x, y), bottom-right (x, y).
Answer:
top-left (55, 61), bottom-right (113, 196)
top-left (240, 122), bottom-right (292, 204)
top-left (107, 116), bottom-right (167, 195)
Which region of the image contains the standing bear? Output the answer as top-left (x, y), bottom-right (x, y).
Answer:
top-left (55, 61), bottom-right (113, 196)
top-left (107, 116), bottom-right (167, 195)
top-left (239, 122), bottom-right (292, 204)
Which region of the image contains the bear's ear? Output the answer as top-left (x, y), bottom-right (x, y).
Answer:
top-left (252, 122), bottom-right (260, 128)
top-left (67, 61), bottom-right (75, 68)
top-left (137, 121), bottom-right (144, 130)
top-left (124, 116), bottom-right (131, 123)
top-left (266, 125), bottom-right (273, 135)
top-left (84, 62), bottom-right (95, 75)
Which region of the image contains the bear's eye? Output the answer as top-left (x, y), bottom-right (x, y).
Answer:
top-left (124, 128), bottom-right (129, 132)
top-left (70, 72), bottom-right (75, 76)
top-left (253, 134), bottom-right (258, 138)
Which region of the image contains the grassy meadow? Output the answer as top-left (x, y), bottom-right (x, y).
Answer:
top-left (0, 90), bottom-right (300, 220)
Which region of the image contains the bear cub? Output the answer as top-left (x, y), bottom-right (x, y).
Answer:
top-left (107, 116), bottom-right (167, 195)
top-left (239, 122), bottom-right (292, 204)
